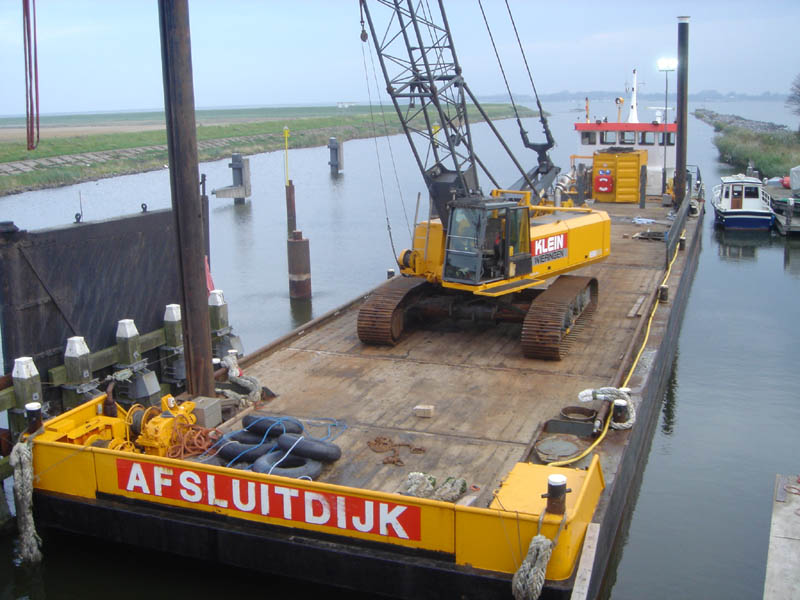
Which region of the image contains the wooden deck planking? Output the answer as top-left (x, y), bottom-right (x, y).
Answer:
top-left (242, 201), bottom-right (676, 498)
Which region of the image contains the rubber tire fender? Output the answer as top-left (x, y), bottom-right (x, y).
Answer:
top-left (230, 430), bottom-right (267, 445)
top-left (242, 415), bottom-right (302, 437)
top-left (277, 433), bottom-right (342, 463)
top-left (252, 450), bottom-right (323, 480)
top-left (217, 440), bottom-right (273, 463)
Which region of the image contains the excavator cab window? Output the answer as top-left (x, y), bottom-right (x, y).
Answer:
top-left (443, 204), bottom-right (532, 285)
top-left (505, 207), bottom-right (532, 278)
top-left (443, 207), bottom-right (483, 284)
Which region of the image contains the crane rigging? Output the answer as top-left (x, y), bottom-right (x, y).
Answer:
top-left (357, 0), bottom-right (611, 359)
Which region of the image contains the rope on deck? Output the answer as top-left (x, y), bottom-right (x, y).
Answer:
top-left (216, 353), bottom-right (262, 409)
top-left (10, 435), bottom-right (42, 563)
top-left (511, 535), bottom-right (552, 600)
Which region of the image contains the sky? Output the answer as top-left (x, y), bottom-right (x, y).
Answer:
top-left (1, 0), bottom-right (799, 116)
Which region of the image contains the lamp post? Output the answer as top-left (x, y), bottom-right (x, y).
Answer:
top-left (657, 57), bottom-right (677, 195)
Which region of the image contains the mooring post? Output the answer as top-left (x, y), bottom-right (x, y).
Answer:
top-left (160, 304), bottom-right (187, 392)
top-left (158, 0), bottom-right (215, 398)
top-left (230, 153), bottom-right (245, 205)
top-left (288, 230), bottom-right (312, 299)
top-left (116, 319), bottom-right (142, 365)
top-left (208, 290), bottom-right (244, 358)
top-left (286, 180), bottom-right (297, 236)
top-left (116, 319), bottom-right (161, 407)
top-left (328, 137), bottom-right (344, 175)
top-left (63, 336), bottom-right (95, 410)
top-left (164, 304), bottom-right (183, 348)
top-left (10, 357), bottom-right (42, 439)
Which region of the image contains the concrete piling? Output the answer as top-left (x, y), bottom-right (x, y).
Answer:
top-left (328, 137), bottom-right (344, 175)
top-left (211, 154), bottom-right (252, 205)
top-left (288, 230), bottom-right (312, 299)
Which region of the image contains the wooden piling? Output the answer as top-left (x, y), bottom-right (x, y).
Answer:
top-left (286, 180), bottom-right (297, 236)
top-left (158, 0), bottom-right (215, 398)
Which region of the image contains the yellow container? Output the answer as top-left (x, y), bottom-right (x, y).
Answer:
top-left (592, 149), bottom-right (647, 203)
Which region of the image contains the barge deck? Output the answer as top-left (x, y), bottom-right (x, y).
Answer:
top-left (28, 198), bottom-right (703, 599)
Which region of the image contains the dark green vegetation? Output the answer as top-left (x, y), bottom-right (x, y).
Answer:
top-left (693, 108), bottom-right (800, 178)
top-left (0, 104), bottom-right (533, 195)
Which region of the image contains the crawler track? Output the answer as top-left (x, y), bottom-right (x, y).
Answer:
top-left (521, 275), bottom-right (598, 360)
top-left (357, 277), bottom-right (427, 346)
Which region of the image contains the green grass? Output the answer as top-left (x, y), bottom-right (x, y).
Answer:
top-left (0, 104), bottom-right (534, 195)
top-left (713, 127), bottom-right (800, 178)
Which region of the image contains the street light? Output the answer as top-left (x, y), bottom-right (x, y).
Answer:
top-left (658, 57), bottom-right (677, 195)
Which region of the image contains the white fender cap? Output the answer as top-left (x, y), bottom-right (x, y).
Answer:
top-left (548, 474), bottom-right (568, 487)
top-left (12, 357), bottom-right (39, 379)
top-left (208, 290), bottom-right (226, 306)
top-left (164, 304), bottom-right (181, 322)
top-left (116, 318), bottom-right (139, 339)
top-left (65, 336), bottom-right (90, 358)
top-left (25, 401), bottom-right (41, 412)
top-left (614, 399), bottom-right (628, 407)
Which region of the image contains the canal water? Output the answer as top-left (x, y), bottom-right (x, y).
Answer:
top-left (1, 99), bottom-right (798, 598)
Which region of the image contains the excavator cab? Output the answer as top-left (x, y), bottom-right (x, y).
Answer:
top-left (443, 201), bottom-right (532, 285)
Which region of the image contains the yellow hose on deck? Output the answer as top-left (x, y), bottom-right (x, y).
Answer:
top-left (547, 231), bottom-right (685, 467)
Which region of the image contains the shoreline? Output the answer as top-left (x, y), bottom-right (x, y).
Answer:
top-left (693, 108), bottom-right (799, 178)
top-left (0, 105), bottom-right (532, 196)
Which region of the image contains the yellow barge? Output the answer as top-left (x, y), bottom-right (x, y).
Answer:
top-left (21, 199), bottom-right (703, 598)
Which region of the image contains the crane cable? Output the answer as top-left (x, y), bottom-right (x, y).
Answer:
top-left (477, 0), bottom-right (522, 126)
top-left (365, 35), bottom-right (413, 240)
top-left (504, 0), bottom-right (552, 145)
top-left (360, 38), bottom-right (398, 260)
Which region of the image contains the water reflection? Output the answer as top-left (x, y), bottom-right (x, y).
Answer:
top-left (289, 297), bottom-right (314, 329)
top-left (714, 229), bottom-right (772, 261)
top-left (660, 353), bottom-right (678, 436)
top-left (783, 238), bottom-right (800, 277)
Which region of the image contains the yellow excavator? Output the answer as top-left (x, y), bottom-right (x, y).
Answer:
top-left (357, 0), bottom-right (610, 359)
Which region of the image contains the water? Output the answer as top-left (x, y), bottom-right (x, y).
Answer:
top-left (1, 100), bottom-right (798, 598)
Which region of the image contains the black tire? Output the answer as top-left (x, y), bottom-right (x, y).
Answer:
top-left (230, 430), bottom-right (267, 445)
top-left (242, 415), bottom-right (303, 437)
top-left (252, 451), bottom-right (323, 479)
top-left (217, 440), bottom-right (273, 463)
top-left (277, 433), bottom-right (342, 463)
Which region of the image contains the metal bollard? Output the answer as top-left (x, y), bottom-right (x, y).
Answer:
top-left (541, 474), bottom-right (571, 515)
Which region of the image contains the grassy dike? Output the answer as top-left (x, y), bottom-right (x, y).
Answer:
top-left (713, 128), bottom-right (800, 178)
top-left (693, 109), bottom-right (800, 178)
top-left (0, 104), bottom-right (534, 195)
